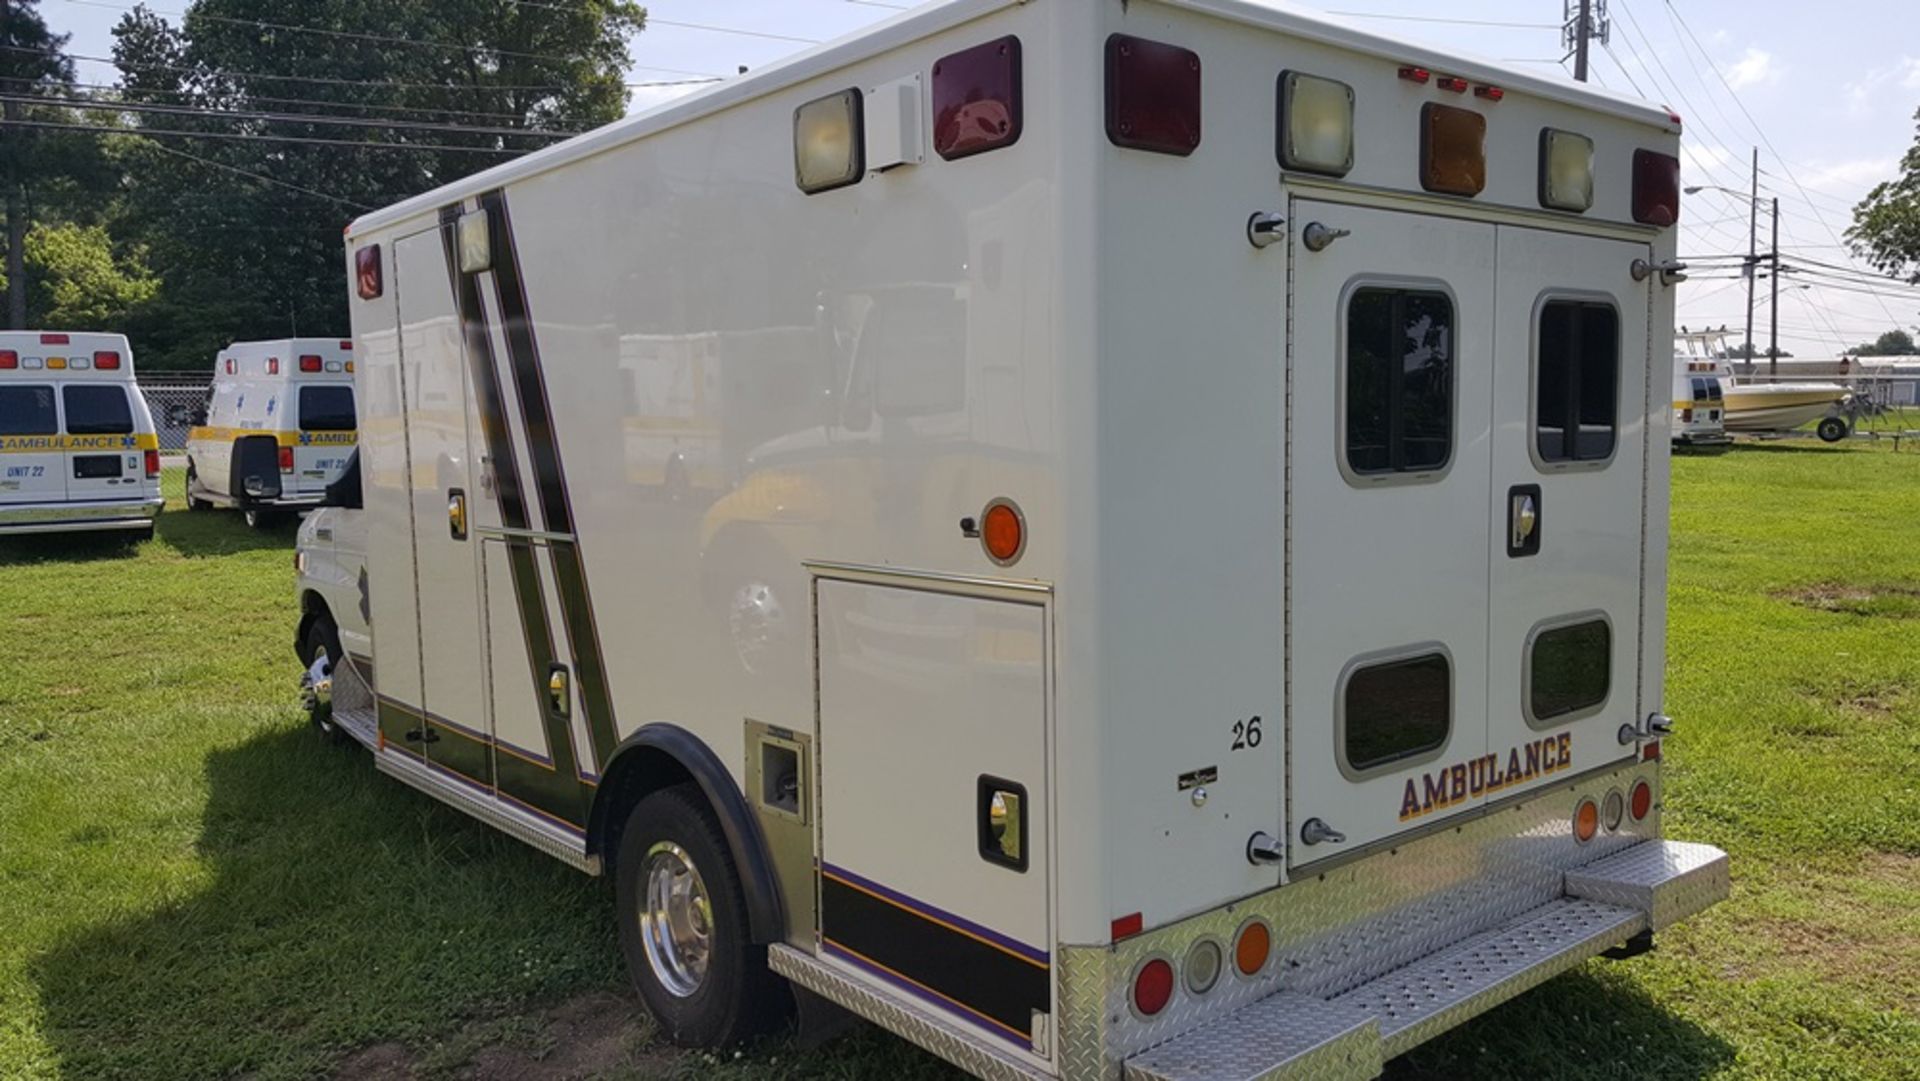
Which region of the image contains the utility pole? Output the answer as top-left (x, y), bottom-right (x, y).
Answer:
top-left (1744, 147), bottom-right (1759, 372)
top-left (2, 0), bottom-right (25, 331)
top-left (1563, 0), bottom-right (1611, 83)
top-left (1768, 196), bottom-right (1780, 376)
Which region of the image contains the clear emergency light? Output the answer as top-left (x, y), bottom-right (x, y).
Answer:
top-left (794, 88), bottom-right (865, 195)
top-left (1539, 128), bottom-right (1596, 213)
top-left (458, 210), bottom-right (492, 274)
top-left (1421, 103), bottom-right (1486, 196)
top-left (70, 356), bottom-right (92, 370)
top-left (1278, 71), bottom-right (1354, 177)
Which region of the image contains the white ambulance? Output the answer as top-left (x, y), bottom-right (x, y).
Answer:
top-left (185, 338), bottom-right (358, 528)
top-left (314, 2), bottom-right (1729, 1077)
top-left (0, 331), bottom-right (163, 539)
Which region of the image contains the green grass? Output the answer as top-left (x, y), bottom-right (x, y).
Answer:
top-left (3, 451), bottom-right (1918, 1080)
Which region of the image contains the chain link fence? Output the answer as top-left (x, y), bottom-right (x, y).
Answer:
top-left (137, 373), bottom-right (212, 452)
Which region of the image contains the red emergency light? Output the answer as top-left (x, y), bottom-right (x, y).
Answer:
top-left (93, 351), bottom-right (122, 370)
top-left (1106, 34), bottom-right (1203, 157)
top-left (1632, 149), bottom-right (1682, 226)
top-left (299, 355), bottom-right (324, 373)
top-left (0, 351), bottom-right (17, 370)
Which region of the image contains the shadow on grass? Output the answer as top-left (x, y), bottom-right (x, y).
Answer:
top-left (26, 723), bottom-right (625, 1080)
top-left (155, 506), bottom-right (300, 558)
top-left (1385, 966), bottom-right (1735, 1081)
top-left (1723, 440), bottom-right (1852, 455)
top-left (0, 529), bottom-right (146, 566)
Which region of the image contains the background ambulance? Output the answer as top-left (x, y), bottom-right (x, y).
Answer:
top-left (186, 338), bottom-right (358, 528)
top-left (0, 331), bottom-right (163, 540)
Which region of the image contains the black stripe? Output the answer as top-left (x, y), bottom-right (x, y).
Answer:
top-left (481, 190), bottom-right (622, 773)
top-left (820, 875), bottom-right (1048, 1040)
top-left (437, 204), bottom-right (586, 827)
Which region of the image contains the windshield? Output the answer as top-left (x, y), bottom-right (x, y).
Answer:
top-left (300, 385), bottom-right (356, 431)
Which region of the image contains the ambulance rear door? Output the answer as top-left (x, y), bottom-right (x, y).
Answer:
top-left (0, 370), bottom-right (62, 508)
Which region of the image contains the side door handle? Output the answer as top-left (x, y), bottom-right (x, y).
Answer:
top-left (448, 488), bottom-right (468, 541)
top-left (1508, 484), bottom-right (1542, 558)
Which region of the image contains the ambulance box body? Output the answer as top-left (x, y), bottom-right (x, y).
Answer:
top-left (0, 331), bottom-right (163, 538)
top-left (312, 2), bottom-right (1729, 1077)
top-left (186, 338), bottom-right (357, 520)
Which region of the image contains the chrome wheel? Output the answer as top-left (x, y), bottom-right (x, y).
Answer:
top-left (639, 841), bottom-right (712, 999)
top-left (727, 579), bottom-right (786, 676)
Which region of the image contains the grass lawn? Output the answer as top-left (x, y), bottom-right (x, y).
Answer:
top-left (2, 450), bottom-right (1916, 1080)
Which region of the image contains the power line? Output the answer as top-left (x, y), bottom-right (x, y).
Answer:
top-left (1, 117), bottom-right (527, 153)
top-left (139, 138), bottom-right (372, 210)
top-left (5, 91), bottom-right (576, 140)
top-left (67, 80), bottom-right (603, 128)
top-left (2, 45), bottom-right (726, 91)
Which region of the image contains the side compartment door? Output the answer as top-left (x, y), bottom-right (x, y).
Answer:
top-left (0, 384), bottom-right (63, 507)
top-left (1486, 228), bottom-right (1651, 792)
top-left (392, 227), bottom-right (494, 792)
top-left (1287, 202), bottom-right (1497, 864)
top-left (815, 577), bottom-right (1052, 1064)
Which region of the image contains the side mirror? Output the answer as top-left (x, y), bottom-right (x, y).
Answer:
top-left (323, 451), bottom-right (363, 510)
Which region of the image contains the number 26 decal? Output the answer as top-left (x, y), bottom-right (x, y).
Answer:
top-left (1231, 715), bottom-right (1263, 751)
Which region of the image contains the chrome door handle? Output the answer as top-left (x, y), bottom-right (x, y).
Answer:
top-left (447, 488), bottom-right (468, 541)
top-left (1300, 818), bottom-right (1346, 846)
top-left (1508, 484), bottom-right (1542, 558)
top-left (1247, 211), bottom-right (1286, 250)
top-left (1246, 831), bottom-right (1285, 865)
top-left (547, 665), bottom-right (571, 719)
top-left (1302, 222), bottom-right (1351, 252)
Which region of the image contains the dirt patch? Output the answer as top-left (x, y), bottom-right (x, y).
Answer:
top-left (1776, 583), bottom-right (1920, 618)
top-left (1860, 851), bottom-right (1920, 887)
top-left (332, 992), bottom-right (681, 1081)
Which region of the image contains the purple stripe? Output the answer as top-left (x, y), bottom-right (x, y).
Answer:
top-left (823, 941), bottom-right (1030, 1049)
top-left (821, 862), bottom-right (1049, 967)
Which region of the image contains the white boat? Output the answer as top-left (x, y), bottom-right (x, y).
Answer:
top-left (1674, 328), bottom-right (1849, 437)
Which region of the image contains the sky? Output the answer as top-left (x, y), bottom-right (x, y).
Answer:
top-left (39, 0), bottom-right (1920, 358)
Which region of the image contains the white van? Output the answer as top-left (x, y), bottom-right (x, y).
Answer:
top-left (185, 338), bottom-right (358, 527)
top-left (0, 331), bottom-right (163, 539)
top-left (319, 2), bottom-right (1729, 1078)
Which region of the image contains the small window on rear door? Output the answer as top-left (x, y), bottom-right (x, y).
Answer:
top-left (61, 385), bottom-right (134, 435)
top-left (1536, 300), bottom-right (1619, 463)
top-left (1342, 651), bottom-right (1451, 774)
top-left (1345, 288), bottom-right (1455, 478)
top-left (0, 386), bottom-right (58, 435)
top-left (1528, 617), bottom-right (1611, 725)
top-left (300, 386), bottom-right (356, 431)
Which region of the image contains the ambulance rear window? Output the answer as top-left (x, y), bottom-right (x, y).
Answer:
top-left (61, 385), bottom-right (134, 435)
top-left (1343, 652), bottom-right (1451, 773)
top-left (1345, 288), bottom-right (1455, 477)
top-left (1536, 300), bottom-right (1619, 463)
top-left (0, 386), bottom-right (57, 436)
top-left (300, 386), bottom-right (356, 431)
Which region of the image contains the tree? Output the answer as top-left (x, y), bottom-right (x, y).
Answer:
top-left (1848, 329), bottom-right (1916, 357)
top-left (1, 0), bottom-right (77, 328)
top-left (109, 0), bottom-right (646, 368)
top-left (1850, 108), bottom-right (1920, 285)
top-left (0, 221), bottom-right (159, 326)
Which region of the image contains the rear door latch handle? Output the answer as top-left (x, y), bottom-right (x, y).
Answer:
top-left (1300, 818), bottom-right (1346, 846)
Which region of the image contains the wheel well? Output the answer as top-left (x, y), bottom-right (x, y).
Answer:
top-left (588, 725), bottom-right (786, 944)
top-left (295, 591), bottom-right (330, 658)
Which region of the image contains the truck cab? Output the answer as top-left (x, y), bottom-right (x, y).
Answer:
top-left (295, 451), bottom-right (372, 743)
top-left (1672, 329), bottom-right (1731, 446)
top-left (186, 338), bottom-right (358, 528)
top-left (0, 331), bottom-right (163, 539)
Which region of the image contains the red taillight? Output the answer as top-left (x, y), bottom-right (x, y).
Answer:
top-left (1132, 958), bottom-right (1175, 1018)
top-left (356, 245), bottom-right (384, 300)
top-left (300, 355), bottom-right (324, 373)
top-left (1630, 780), bottom-right (1654, 820)
top-left (933, 36), bottom-right (1023, 161)
top-left (1681, 407), bottom-right (1694, 422)
top-left (0, 350), bottom-right (16, 370)
top-left (40, 333), bottom-right (70, 345)
top-left (1633, 149), bottom-right (1682, 226)
top-left (278, 446), bottom-right (295, 473)
top-left (144, 449), bottom-right (160, 478)
top-left (1437, 76), bottom-right (1469, 93)
top-left (1106, 34), bottom-right (1202, 157)
top-left (1398, 66), bottom-right (1432, 84)
top-left (225, 358), bottom-right (236, 375)
top-left (93, 351), bottom-right (122, 370)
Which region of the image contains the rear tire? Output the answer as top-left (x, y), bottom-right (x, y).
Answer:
top-left (301, 615), bottom-right (347, 743)
top-left (185, 464), bottom-right (213, 512)
top-left (615, 784), bottom-right (788, 1047)
top-left (1817, 416), bottom-right (1849, 443)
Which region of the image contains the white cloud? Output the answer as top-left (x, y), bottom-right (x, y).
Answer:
top-left (1844, 56), bottom-right (1920, 112)
top-left (1724, 48), bottom-right (1778, 90)
top-left (1903, 57), bottom-right (1920, 90)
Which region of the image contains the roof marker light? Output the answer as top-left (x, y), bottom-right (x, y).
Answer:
top-left (1278, 71), bottom-right (1355, 177)
top-left (1106, 34), bottom-right (1203, 157)
top-left (1437, 76), bottom-right (1470, 93)
top-left (40, 333), bottom-right (70, 345)
top-left (1474, 85), bottom-right (1505, 102)
top-left (340, 340), bottom-right (353, 350)
top-left (1421, 103), bottom-right (1487, 197)
top-left (1398, 66), bottom-right (1432, 84)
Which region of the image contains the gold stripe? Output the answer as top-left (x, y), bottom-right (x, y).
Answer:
top-left (0, 433), bottom-right (160, 454)
top-left (187, 426), bottom-right (358, 448)
top-left (823, 938), bottom-right (1030, 1044)
top-left (822, 870), bottom-right (1048, 972)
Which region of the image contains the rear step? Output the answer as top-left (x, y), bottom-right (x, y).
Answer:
top-left (1127, 840), bottom-right (1727, 1081)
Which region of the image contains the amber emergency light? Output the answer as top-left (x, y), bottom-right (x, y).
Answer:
top-left (1421, 103), bottom-right (1486, 197)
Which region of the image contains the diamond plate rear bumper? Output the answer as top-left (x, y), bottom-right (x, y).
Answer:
top-left (1121, 840), bottom-right (1727, 1081)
